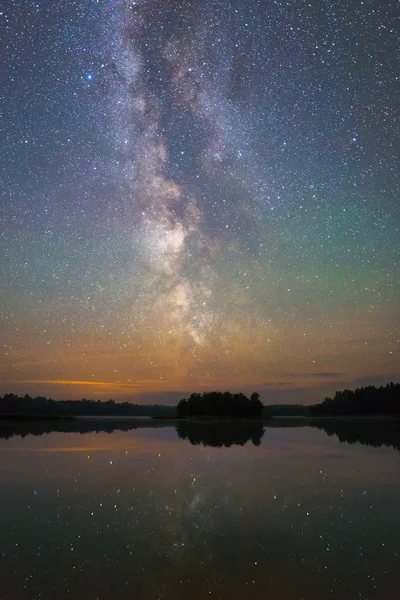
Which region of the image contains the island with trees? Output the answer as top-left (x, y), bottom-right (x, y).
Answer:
top-left (176, 391), bottom-right (263, 419)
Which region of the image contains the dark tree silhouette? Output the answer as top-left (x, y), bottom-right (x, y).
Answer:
top-left (176, 391), bottom-right (263, 418)
top-left (309, 382), bottom-right (400, 416)
top-left (176, 398), bottom-right (189, 418)
top-left (0, 394), bottom-right (176, 417)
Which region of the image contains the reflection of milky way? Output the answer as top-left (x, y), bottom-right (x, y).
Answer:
top-left (1, 0), bottom-right (398, 400)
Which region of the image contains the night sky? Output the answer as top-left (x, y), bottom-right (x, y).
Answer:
top-left (1, 0), bottom-right (399, 404)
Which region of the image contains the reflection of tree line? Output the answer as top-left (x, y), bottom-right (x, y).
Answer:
top-left (0, 419), bottom-right (399, 451)
top-left (175, 421), bottom-right (264, 447)
top-left (0, 418), bottom-right (169, 440)
top-left (175, 420), bottom-right (400, 451)
top-left (312, 421), bottom-right (400, 452)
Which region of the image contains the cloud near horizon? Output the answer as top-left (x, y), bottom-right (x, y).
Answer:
top-left (311, 372), bottom-right (342, 378)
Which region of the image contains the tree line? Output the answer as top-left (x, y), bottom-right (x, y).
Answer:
top-left (0, 382), bottom-right (398, 419)
top-left (176, 391), bottom-right (263, 418)
top-left (310, 382), bottom-right (399, 416)
top-left (0, 394), bottom-right (176, 417)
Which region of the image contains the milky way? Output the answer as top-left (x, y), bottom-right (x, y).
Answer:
top-left (1, 0), bottom-right (399, 402)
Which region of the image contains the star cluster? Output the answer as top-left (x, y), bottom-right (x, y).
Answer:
top-left (1, 0), bottom-right (398, 401)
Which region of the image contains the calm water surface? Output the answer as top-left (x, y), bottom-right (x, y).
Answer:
top-left (0, 421), bottom-right (399, 600)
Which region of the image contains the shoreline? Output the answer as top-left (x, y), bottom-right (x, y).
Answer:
top-left (0, 414), bottom-right (398, 424)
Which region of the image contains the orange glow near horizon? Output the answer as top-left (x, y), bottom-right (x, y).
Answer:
top-left (0, 294), bottom-right (398, 405)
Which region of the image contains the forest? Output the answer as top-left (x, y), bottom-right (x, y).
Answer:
top-left (309, 382), bottom-right (399, 416)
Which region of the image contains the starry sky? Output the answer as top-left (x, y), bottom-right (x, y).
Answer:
top-left (1, 0), bottom-right (399, 404)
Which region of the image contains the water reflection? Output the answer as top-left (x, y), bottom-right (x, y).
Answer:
top-left (0, 418), bottom-right (399, 451)
top-left (0, 421), bottom-right (399, 600)
top-left (176, 421), bottom-right (264, 447)
top-left (313, 420), bottom-right (400, 452)
top-left (0, 418), bottom-right (167, 440)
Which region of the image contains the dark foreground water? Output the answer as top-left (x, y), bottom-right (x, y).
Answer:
top-left (0, 420), bottom-right (399, 600)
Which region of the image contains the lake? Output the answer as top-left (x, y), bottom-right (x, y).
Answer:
top-left (0, 419), bottom-right (399, 599)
